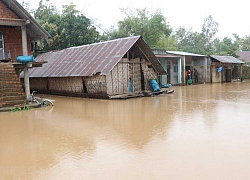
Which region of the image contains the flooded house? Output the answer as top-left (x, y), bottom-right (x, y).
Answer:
top-left (0, 0), bottom-right (49, 109)
top-left (26, 36), bottom-right (167, 99)
top-left (153, 50), bottom-right (208, 85)
top-left (236, 51), bottom-right (250, 78)
top-left (153, 50), bottom-right (244, 85)
top-left (210, 55), bottom-right (244, 83)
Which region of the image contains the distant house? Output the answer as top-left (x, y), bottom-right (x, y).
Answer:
top-left (26, 36), bottom-right (167, 99)
top-left (153, 50), bottom-right (244, 85)
top-left (237, 51), bottom-right (250, 63)
top-left (154, 50), bottom-right (208, 85)
top-left (210, 55), bottom-right (244, 82)
top-left (237, 51), bottom-right (250, 78)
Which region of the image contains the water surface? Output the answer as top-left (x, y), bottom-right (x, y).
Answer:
top-left (1, 82), bottom-right (250, 180)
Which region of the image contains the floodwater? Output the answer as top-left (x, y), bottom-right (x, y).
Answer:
top-left (1, 82), bottom-right (250, 180)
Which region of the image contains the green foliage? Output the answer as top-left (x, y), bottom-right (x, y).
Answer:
top-left (173, 27), bottom-right (207, 54)
top-left (155, 36), bottom-right (178, 51)
top-left (10, 104), bottom-right (32, 112)
top-left (34, 1), bottom-right (100, 51)
top-left (213, 37), bottom-right (239, 56)
top-left (107, 8), bottom-right (172, 48)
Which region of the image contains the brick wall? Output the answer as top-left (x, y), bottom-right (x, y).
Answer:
top-left (0, 2), bottom-right (19, 19)
top-left (0, 2), bottom-right (33, 60)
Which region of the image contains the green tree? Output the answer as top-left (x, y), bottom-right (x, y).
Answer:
top-left (213, 37), bottom-right (237, 55)
top-left (34, 0), bottom-right (100, 51)
top-left (173, 27), bottom-right (207, 54)
top-left (107, 8), bottom-right (172, 48)
top-left (59, 4), bottom-right (99, 48)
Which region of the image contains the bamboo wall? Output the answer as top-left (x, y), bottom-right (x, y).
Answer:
top-left (30, 77), bottom-right (84, 94)
top-left (29, 77), bottom-right (47, 91)
top-left (84, 75), bottom-right (107, 94)
top-left (129, 58), bottom-right (141, 93)
top-left (106, 58), bottom-right (158, 95)
top-left (140, 58), bottom-right (158, 91)
top-left (106, 58), bottom-right (129, 95)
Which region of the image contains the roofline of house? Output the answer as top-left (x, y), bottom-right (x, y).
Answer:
top-left (1, 0), bottom-right (51, 39)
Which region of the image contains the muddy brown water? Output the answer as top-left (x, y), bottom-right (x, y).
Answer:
top-left (1, 81), bottom-right (250, 180)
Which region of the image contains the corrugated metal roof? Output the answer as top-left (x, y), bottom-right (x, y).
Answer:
top-left (166, 51), bottom-right (207, 57)
top-left (210, 55), bottom-right (244, 64)
top-left (28, 36), bottom-right (166, 77)
top-left (237, 51), bottom-right (250, 63)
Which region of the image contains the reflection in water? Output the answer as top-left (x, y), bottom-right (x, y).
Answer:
top-left (1, 82), bottom-right (250, 179)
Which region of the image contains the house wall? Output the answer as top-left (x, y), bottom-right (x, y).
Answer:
top-left (211, 62), bottom-right (231, 83)
top-left (211, 63), bottom-right (222, 83)
top-left (84, 75), bottom-right (107, 94)
top-left (30, 77), bottom-right (84, 95)
top-left (107, 58), bottom-right (129, 95)
top-left (0, 2), bottom-right (33, 60)
top-left (0, 2), bottom-right (19, 19)
top-left (106, 57), bottom-right (158, 95)
top-left (0, 26), bottom-right (32, 59)
top-left (29, 77), bottom-right (48, 91)
top-left (141, 59), bottom-right (158, 91)
top-left (129, 58), bottom-right (141, 93)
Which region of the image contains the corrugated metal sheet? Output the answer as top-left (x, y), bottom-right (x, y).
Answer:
top-left (237, 51), bottom-right (250, 63)
top-left (210, 55), bottom-right (244, 64)
top-left (28, 36), bottom-right (166, 77)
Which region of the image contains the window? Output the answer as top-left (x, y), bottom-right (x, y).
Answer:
top-left (0, 32), bottom-right (4, 59)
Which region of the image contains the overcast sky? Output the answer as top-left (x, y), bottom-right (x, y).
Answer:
top-left (19, 0), bottom-right (250, 38)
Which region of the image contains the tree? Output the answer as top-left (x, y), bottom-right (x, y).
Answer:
top-left (201, 15), bottom-right (219, 53)
top-left (34, 0), bottom-right (100, 51)
top-left (213, 37), bottom-right (237, 55)
top-left (107, 8), bottom-right (172, 48)
top-left (173, 27), bottom-right (207, 54)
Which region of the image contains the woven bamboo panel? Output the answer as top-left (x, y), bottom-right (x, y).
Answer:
top-left (129, 58), bottom-right (141, 93)
top-left (106, 58), bottom-right (129, 95)
top-left (141, 59), bottom-right (158, 91)
top-left (85, 75), bottom-right (107, 93)
top-left (30, 77), bottom-right (48, 91)
top-left (49, 77), bottom-right (83, 93)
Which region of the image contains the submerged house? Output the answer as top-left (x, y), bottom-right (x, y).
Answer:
top-left (0, 0), bottom-right (49, 108)
top-left (27, 36), bottom-right (167, 99)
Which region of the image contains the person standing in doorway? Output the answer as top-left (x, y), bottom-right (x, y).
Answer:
top-left (194, 69), bottom-right (198, 83)
top-left (186, 69), bottom-right (192, 85)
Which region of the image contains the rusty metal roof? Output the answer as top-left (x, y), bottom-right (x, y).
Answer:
top-left (210, 55), bottom-right (244, 64)
top-left (237, 51), bottom-right (250, 63)
top-left (28, 36), bottom-right (166, 77)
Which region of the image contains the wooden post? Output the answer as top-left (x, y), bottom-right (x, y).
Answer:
top-left (183, 56), bottom-right (186, 85)
top-left (178, 57), bottom-right (182, 84)
top-left (203, 57), bottom-right (207, 84)
top-left (240, 64), bottom-right (243, 82)
top-left (21, 24), bottom-right (30, 100)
